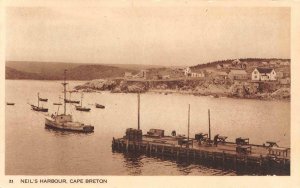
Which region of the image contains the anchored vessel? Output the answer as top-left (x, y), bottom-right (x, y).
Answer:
top-left (95, 103), bottom-right (105, 109)
top-left (75, 93), bottom-right (91, 112)
top-left (45, 70), bottom-right (94, 133)
top-left (31, 93), bottom-right (48, 112)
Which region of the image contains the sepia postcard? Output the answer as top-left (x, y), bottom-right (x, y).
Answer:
top-left (1, 0), bottom-right (300, 188)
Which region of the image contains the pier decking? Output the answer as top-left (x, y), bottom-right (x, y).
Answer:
top-left (112, 135), bottom-right (290, 175)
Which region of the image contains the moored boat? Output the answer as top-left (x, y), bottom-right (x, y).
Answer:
top-left (31, 105), bottom-right (48, 112)
top-left (6, 102), bottom-right (15, 105)
top-left (95, 103), bottom-right (105, 109)
top-left (75, 106), bottom-right (91, 112)
top-left (53, 102), bottom-right (62, 105)
top-left (31, 93), bottom-right (48, 112)
top-left (75, 93), bottom-right (91, 112)
top-left (45, 69), bottom-right (94, 133)
top-left (65, 99), bottom-right (80, 104)
top-left (39, 97), bottom-right (48, 102)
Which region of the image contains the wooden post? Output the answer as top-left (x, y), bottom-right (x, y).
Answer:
top-left (162, 146), bottom-right (165, 156)
top-left (187, 104), bottom-right (190, 148)
top-left (234, 156), bottom-right (237, 170)
top-left (37, 92), bottom-right (40, 108)
top-left (137, 93), bottom-right (140, 130)
top-left (126, 140), bottom-right (129, 152)
top-left (208, 109), bottom-right (211, 140)
top-left (222, 151), bottom-right (225, 168)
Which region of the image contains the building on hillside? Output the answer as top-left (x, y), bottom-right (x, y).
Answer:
top-left (124, 72), bottom-right (133, 78)
top-left (228, 69), bottom-right (249, 80)
top-left (184, 67), bottom-right (205, 78)
top-left (276, 71), bottom-right (284, 79)
top-left (215, 71), bottom-right (228, 79)
top-left (216, 64), bottom-right (222, 69)
top-left (279, 78), bottom-right (290, 85)
top-left (231, 59), bottom-right (247, 69)
top-left (251, 68), bottom-right (276, 81)
top-left (133, 69), bottom-right (149, 79)
top-left (162, 75), bottom-right (170, 79)
top-left (184, 67), bottom-right (192, 76)
top-left (222, 64), bottom-right (231, 69)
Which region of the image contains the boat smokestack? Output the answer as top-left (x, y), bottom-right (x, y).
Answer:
top-left (62, 69), bottom-right (68, 115)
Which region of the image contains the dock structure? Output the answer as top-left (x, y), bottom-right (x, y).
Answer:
top-left (112, 134), bottom-right (290, 175)
top-left (112, 93), bottom-right (290, 175)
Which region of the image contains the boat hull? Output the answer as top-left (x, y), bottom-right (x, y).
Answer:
top-left (6, 103), bottom-right (15, 105)
top-left (95, 104), bottom-right (105, 109)
top-left (65, 99), bottom-right (80, 104)
top-left (75, 106), bottom-right (91, 111)
top-left (45, 118), bottom-right (94, 133)
top-left (31, 105), bottom-right (48, 112)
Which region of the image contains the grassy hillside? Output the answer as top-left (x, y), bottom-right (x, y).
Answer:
top-left (5, 61), bottom-right (147, 80)
top-left (6, 66), bottom-right (43, 80)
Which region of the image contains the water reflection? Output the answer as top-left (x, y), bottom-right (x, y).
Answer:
top-left (44, 127), bottom-right (94, 137)
top-left (122, 153), bottom-right (144, 175)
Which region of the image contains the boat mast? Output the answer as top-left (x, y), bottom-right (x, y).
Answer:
top-left (137, 92), bottom-right (140, 130)
top-left (37, 92), bottom-right (40, 107)
top-left (62, 69), bottom-right (68, 115)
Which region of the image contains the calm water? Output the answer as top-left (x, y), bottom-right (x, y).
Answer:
top-left (5, 80), bottom-right (290, 175)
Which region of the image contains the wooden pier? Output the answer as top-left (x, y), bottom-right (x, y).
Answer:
top-left (112, 134), bottom-right (290, 175)
top-left (112, 93), bottom-right (290, 175)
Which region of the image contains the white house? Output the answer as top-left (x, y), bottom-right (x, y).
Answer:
top-left (252, 68), bottom-right (276, 81)
top-left (184, 67), bottom-right (205, 78)
top-left (184, 67), bottom-right (192, 76)
top-left (228, 69), bottom-right (248, 80)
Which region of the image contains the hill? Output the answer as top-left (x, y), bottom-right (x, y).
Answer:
top-left (5, 61), bottom-right (151, 80)
top-left (5, 66), bottom-right (44, 80)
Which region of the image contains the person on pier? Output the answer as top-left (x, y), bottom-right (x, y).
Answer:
top-left (214, 134), bottom-right (219, 147)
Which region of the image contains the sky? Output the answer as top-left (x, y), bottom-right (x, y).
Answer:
top-left (5, 1), bottom-right (290, 66)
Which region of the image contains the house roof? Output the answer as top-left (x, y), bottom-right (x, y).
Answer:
top-left (256, 68), bottom-right (273, 74)
top-left (229, 69), bottom-right (247, 75)
top-left (216, 71), bottom-right (228, 76)
top-left (190, 68), bottom-right (204, 74)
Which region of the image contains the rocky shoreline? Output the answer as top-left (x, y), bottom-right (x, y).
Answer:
top-left (74, 79), bottom-right (290, 101)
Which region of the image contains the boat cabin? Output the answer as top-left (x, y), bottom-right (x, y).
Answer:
top-left (268, 147), bottom-right (289, 157)
top-left (53, 114), bottom-right (73, 123)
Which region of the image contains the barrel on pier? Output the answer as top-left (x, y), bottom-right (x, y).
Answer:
top-left (125, 128), bottom-right (142, 141)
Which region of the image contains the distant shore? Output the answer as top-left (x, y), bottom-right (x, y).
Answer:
top-left (74, 79), bottom-right (290, 101)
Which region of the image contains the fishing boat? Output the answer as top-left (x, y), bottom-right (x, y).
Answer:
top-left (95, 103), bottom-right (105, 109)
top-left (31, 93), bottom-right (48, 112)
top-left (75, 93), bottom-right (91, 112)
top-left (39, 97), bottom-right (48, 102)
top-left (53, 96), bottom-right (62, 105)
top-left (53, 102), bottom-right (62, 105)
top-left (65, 99), bottom-right (80, 104)
top-left (45, 70), bottom-right (94, 133)
top-left (6, 102), bottom-right (15, 105)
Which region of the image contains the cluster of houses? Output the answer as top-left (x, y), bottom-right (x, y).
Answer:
top-left (184, 59), bottom-right (290, 84)
top-left (123, 59), bottom-right (290, 84)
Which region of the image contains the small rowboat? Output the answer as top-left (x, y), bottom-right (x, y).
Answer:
top-left (6, 102), bottom-right (15, 105)
top-left (75, 106), bottom-right (91, 112)
top-left (53, 102), bottom-right (62, 105)
top-left (95, 103), bottom-right (105, 109)
top-left (31, 105), bottom-right (48, 112)
top-left (39, 98), bottom-right (48, 102)
top-left (65, 99), bottom-right (80, 104)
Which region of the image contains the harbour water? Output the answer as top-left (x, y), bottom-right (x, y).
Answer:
top-left (5, 80), bottom-right (290, 175)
